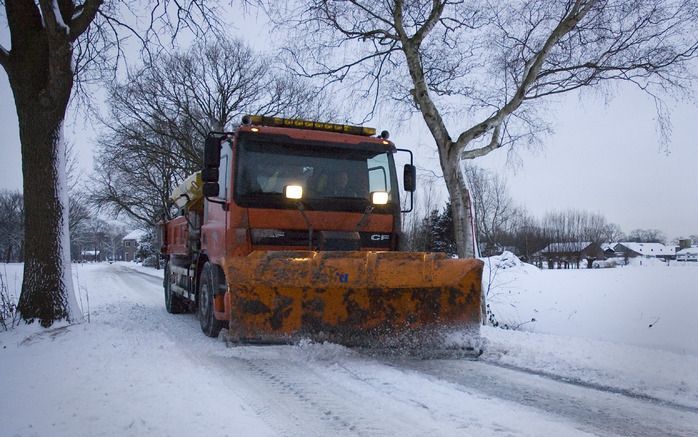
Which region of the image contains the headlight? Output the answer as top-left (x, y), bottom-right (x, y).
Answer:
top-left (285, 185), bottom-right (303, 199)
top-left (371, 191), bottom-right (389, 205)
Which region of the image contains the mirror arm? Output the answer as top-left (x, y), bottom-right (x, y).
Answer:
top-left (205, 197), bottom-right (228, 211)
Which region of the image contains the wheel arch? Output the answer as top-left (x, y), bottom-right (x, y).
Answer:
top-left (194, 253), bottom-right (227, 300)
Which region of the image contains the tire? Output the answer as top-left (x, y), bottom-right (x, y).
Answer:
top-left (198, 262), bottom-right (225, 337)
top-left (164, 261), bottom-right (187, 314)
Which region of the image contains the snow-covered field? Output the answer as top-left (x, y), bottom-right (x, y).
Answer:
top-left (1, 259), bottom-right (697, 436)
top-left (483, 253), bottom-right (698, 354)
top-left (482, 253), bottom-right (698, 409)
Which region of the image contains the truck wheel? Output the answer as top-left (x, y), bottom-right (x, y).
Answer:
top-left (198, 262), bottom-right (225, 337)
top-left (164, 261), bottom-right (188, 314)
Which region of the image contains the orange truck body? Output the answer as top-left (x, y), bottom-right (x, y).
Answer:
top-left (161, 116), bottom-right (483, 350)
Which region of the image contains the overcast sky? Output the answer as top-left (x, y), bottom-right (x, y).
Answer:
top-left (1, 7), bottom-right (697, 241)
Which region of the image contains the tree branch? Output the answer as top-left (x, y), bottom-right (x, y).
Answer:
top-left (394, 0), bottom-right (453, 158)
top-left (0, 45), bottom-right (8, 68)
top-left (411, 0), bottom-right (446, 46)
top-left (69, 0), bottom-right (103, 41)
top-left (454, 0), bottom-right (597, 152)
top-left (37, 0), bottom-right (68, 36)
top-left (462, 124), bottom-right (502, 159)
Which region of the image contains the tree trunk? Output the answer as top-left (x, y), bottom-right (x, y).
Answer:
top-left (16, 117), bottom-right (80, 326)
top-left (4, 9), bottom-right (82, 327)
top-left (438, 148), bottom-right (484, 323)
top-left (440, 155), bottom-right (475, 259)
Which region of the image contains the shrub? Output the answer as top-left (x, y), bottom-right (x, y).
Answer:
top-left (0, 271), bottom-right (18, 331)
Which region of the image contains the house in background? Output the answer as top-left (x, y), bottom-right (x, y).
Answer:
top-left (676, 247), bottom-right (698, 262)
top-left (123, 230), bottom-right (147, 262)
top-left (600, 243), bottom-right (617, 258)
top-left (538, 242), bottom-right (605, 269)
top-left (613, 242), bottom-right (675, 262)
top-left (80, 249), bottom-right (101, 262)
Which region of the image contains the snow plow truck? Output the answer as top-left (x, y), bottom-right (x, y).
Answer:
top-left (160, 115), bottom-right (483, 352)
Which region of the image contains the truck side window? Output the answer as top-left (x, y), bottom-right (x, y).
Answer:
top-left (219, 144), bottom-right (232, 199)
top-left (367, 154), bottom-right (391, 193)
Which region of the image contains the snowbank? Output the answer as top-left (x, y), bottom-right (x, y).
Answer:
top-left (0, 263), bottom-right (276, 437)
top-left (114, 261), bottom-right (164, 279)
top-left (482, 327), bottom-right (698, 409)
top-left (480, 252), bottom-right (698, 408)
top-left (481, 252), bottom-right (698, 355)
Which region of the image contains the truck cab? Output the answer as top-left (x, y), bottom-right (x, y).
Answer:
top-left (199, 115), bottom-right (415, 266)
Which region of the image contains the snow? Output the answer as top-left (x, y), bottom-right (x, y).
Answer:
top-left (1, 258), bottom-right (697, 435)
top-left (615, 242), bottom-right (675, 256)
top-left (57, 129), bottom-right (82, 323)
top-left (677, 247), bottom-right (698, 261)
top-left (118, 261), bottom-right (165, 278)
top-left (482, 253), bottom-right (698, 354)
top-left (51, 0), bottom-right (70, 35)
top-left (482, 252), bottom-right (698, 408)
top-left (540, 241), bottom-right (594, 253)
top-left (122, 229), bottom-right (147, 241)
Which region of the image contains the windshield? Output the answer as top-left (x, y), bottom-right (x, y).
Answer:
top-left (234, 135), bottom-right (397, 211)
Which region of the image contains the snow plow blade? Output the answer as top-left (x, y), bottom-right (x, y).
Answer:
top-left (222, 251), bottom-right (483, 350)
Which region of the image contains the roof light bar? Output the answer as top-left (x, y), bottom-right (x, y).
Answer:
top-left (243, 115), bottom-right (377, 137)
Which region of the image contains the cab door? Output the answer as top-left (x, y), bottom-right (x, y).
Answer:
top-left (202, 141), bottom-right (233, 264)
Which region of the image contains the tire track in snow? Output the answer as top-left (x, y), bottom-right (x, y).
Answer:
top-left (209, 354), bottom-right (435, 437)
top-left (201, 347), bottom-right (600, 437)
top-left (388, 358), bottom-right (698, 437)
top-left (482, 360), bottom-right (698, 414)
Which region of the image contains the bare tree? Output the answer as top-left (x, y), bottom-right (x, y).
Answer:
top-left (91, 36), bottom-right (334, 227)
top-left (464, 165), bottom-right (515, 255)
top-left (601, 223), bottom-right (625, 243)
top-left (64, 142), bottom-right (93, 236)
top-left (540, 208), bottom-right (617, 245)
top-left (0, 190), bottom-right (24, 263)
top-left (504, 208), bottom-right (548, 261)
top-left (275, 0), bottom-right (698, 258)
top-left (627, 228), bottom-right (666, 243)
top-left (0, 1), bottom-right (223, 327)
top-left (401, 170), bottom-right (442, 251)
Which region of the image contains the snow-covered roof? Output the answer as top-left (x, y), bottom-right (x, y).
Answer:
top-left (676, 247), bottom-right (698, 255)
top-left (601, 243), bottom-right (617, 251)
top-left (541, 242), bottom-right (593, 254)
top-left (81, 250), bottom-right (100, 256)
top-left (615, 242), bottom-right (675, 256)
top-left (123, 229), bottom-right (147, 241)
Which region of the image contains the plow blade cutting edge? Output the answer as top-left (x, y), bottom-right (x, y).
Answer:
top-left (222, 251), bottom-right (484, 352)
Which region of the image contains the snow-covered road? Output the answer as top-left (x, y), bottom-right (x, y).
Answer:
top-left (2, 262), bottom-right (697, 436)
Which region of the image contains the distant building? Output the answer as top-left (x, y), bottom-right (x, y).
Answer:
top-left (539, 242), bottom-right (605, 269)
top-left (80, 250), bottom-right (101, 262)
top-left (123, 230), bottom-right (147, 262)
top-left (678, 239), bottom-right (693, 250)
top-left (600, 243), bottom-right (617, 258)
top-left (676, 247), bottom-right (698, 262)
top-left (614, 242), bottom-right (675, 261)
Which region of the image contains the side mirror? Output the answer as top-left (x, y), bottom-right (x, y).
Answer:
top-left (403, 164), bottom-right (416, 192)
top-left (204, 135), bottom-right (222, 168)
top-left (203, 182), bottom-right (220, 198)
top-left (201, 167), bottom-right (219, 183)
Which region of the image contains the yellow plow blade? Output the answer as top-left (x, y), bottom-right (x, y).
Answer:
top-left (223, 251), bottom-right (483, 349)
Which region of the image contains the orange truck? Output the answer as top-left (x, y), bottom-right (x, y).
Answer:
top-left (160, 115), bottom-right (483, 351)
